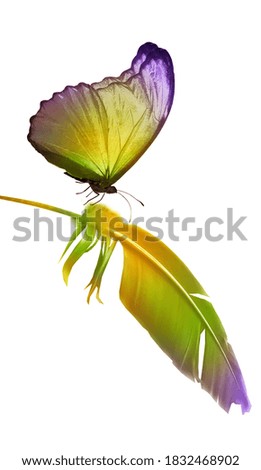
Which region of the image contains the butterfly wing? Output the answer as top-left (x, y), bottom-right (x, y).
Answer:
top-left (28, 42), bottom-right (174, 187)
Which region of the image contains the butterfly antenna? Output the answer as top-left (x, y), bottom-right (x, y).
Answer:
top-left (118, 190), bottom-right (144, 207)
top-left (117, 192), bottom-right (132, 222)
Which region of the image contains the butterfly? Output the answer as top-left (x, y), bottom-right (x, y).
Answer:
top-left (28, 42), bottom-right (174, 204)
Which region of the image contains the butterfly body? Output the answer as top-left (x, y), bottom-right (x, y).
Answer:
top-left (28, 43), bottom-right (174, 193)
top-left (65, 173), bottom-right (117, 195)
top-left (87, 181), bottom-right (117, 194)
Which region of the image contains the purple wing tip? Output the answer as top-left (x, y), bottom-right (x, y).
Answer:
top-left (133, 42), bottom-right (175, 107)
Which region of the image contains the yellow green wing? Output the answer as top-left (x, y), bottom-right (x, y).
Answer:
top-left (28, 42), bottom-right (174, 187)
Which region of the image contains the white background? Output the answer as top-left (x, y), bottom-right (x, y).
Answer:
top-left (0, 1), bottom-right (260, 468)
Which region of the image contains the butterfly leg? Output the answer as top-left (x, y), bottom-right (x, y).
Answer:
top-left (84, 192), bottom-right (100, 205)
top-left (91, 193), bottom-right (105, 205)
top-left (76, 185), bottom-right (91, 195)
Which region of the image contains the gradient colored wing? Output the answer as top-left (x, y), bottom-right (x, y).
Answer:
top-left (28, 42), bottom-right (174, 187)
